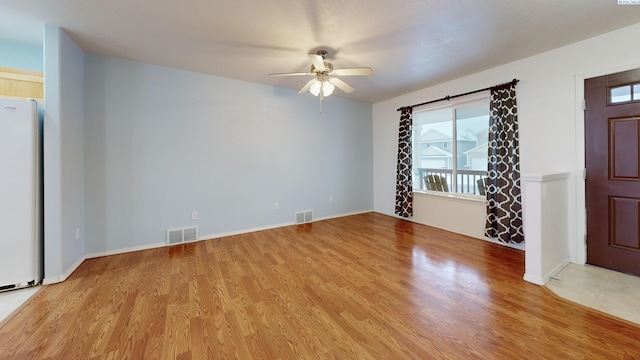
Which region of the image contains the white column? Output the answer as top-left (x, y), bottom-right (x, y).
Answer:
top-left (522, 172), bottom-right (571, 285)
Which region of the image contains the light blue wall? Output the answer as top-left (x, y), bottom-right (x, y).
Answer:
top-left (43, 25), bottom-right (85, 281)
top-left (84, 55), bottom-right (373, 254)
top-left (0, 39), bottom-right (43, 71)
top-left (59, 27), bottom-right (85, 276)
top-left (43, 25), bottom-right (62, 279)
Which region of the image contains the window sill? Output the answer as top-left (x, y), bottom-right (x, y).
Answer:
top-left (413, 190), bottom-right (486, 205)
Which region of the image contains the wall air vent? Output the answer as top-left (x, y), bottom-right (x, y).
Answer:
top-left (166, 226), bottom-right (199, 246)
top-left (167, 229), bottom-right (183, 245)
top-left (295, 210), bottom-right (313, 224)
top-left (183, 227), bottom-right (198, 242)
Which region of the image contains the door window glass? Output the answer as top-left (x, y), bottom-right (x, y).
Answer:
top-left (610, 83), bottom-right (640, 103)
top-left (610, 85), bottom-right (631, 103)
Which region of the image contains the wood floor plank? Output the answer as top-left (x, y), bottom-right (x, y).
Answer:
top-left (1, 213), bottom-right (639, 359)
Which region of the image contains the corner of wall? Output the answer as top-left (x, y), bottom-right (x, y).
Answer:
top-left (42, 24), bottom-right (87, 281)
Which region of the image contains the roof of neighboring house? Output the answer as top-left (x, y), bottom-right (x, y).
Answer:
top-left (421, 146), bottom-right (452, 157)
top-left (421, 128), bottom-right (477, 143)
top-left (464, 142), bottom-right (488, 155)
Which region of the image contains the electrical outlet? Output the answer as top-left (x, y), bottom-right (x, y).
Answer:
top-left (75, 228), bottom-right (80, 239)
top-left (274, 202), bottom-right (279, 210)
top-left (191, 211), bottom-right (198, 220)
top-left (329, 195), bottom-right (334, 203)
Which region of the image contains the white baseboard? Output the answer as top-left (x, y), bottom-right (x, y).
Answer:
top-left (43, 254), bottom-right (86, 285)
top-left (199, 209), bottom-right (374, 241)
top-left (44, 242), bottom-right (168, 284)
top-left (482, 236), bottom-right (526, 251)
top-left (314, 209), bottom-right (373, 222)
top-left (375, 210), bottom-right (526, 251)
top-left (374, 209), bottom-right (398, 218)
top-left (523, 273), bottom-right (547, 286)
top-left (524, 258), bottom-right (570, 286)
top-left (546, 258), bottom-right (571, 282)
top-left (43, 211), bottom-right (375, 285)
top-left (85, 242), bottom-right (166, 260)
top-left (199, 222), bottom-right (293, 241)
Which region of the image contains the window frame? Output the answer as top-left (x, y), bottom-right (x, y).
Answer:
top-left (412, 92), bottom-right (490, 198)
top-left (608, 82), bottom-right (640, 105)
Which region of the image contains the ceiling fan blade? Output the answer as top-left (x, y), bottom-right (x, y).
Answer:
top-left (309, 54), bottom-right (326, 72)
top-left (298, 78), bottom-right (317, 94)
top-left (331, 78), bottom-right (355, 93)
top-left (269, 72), bottom-right (314, 77)
top-left (333, 67), bottom-right (373, 76)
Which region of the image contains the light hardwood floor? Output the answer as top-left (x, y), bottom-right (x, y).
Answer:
top-left (1, 213), bottom-right (639, 359)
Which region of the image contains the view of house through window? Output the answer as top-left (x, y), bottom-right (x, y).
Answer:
top-left (412, 98), bottom-right (490, 196)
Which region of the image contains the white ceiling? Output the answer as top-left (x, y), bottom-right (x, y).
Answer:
top-left (1, 0), bottom-right (639, 103)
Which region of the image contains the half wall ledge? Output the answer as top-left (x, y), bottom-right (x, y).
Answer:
top-left (522, 172), bottom-right (571, 285)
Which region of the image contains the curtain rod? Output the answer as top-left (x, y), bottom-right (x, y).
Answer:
top-left (396, 78), bottom-right (519, 112)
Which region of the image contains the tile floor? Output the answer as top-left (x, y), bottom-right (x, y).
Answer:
top-left (0, 286), bottom-right (40, 324)
top-left (1, 264), bottom-right (639, 327)
top-left (546, 263), bottom-right (640, 325)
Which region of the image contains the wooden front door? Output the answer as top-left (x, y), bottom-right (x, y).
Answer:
top-left (585, 68), bottom-right (640, 276)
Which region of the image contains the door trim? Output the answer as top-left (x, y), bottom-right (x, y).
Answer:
top-left (575, 61), bottom-right (640, 266)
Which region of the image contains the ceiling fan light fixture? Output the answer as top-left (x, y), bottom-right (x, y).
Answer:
top-left (310, 80), bottom-right (322, 96)
top-left (322, 81), bottom-right (335, 96)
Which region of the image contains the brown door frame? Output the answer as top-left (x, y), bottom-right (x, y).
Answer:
top-left (576, 64), bottom-right (640, 267)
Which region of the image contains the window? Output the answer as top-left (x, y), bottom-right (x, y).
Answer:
top-left (610, 83), bottom-right (640, 104)
top-left (412, 97), bottom-right (490, 196)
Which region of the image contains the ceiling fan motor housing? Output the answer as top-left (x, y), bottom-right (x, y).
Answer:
top-left (311, 62), bottom-right (334, 74)
top-left (316, 50), bottom-right (329, 58)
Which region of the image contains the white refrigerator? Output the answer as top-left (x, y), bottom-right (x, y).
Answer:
top-left (0, 98), bottom-right (42, 292)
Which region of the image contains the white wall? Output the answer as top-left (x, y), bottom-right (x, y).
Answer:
top-left (84, 55), bottom-right (373, 254)
top-left (373, 22), bottom-right (640, 267)
top-left (43, 25), bottom-right (85, 282)
top-left (412, 193), bottom-right (486, 240)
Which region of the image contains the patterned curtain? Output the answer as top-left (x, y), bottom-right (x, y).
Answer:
top-left (395, 107), bottom-right (413, 218)
top-left (485, 83), bottom-right (524, 244)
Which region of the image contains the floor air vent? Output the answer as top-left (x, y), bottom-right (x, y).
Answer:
top-left (167, 226), bottom-right (199, 246)
top-left (295, 210), bottom-right (313, 224)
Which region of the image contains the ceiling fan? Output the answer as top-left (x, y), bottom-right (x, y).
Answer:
top-left (269, 50), bottom-right (373, 100)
